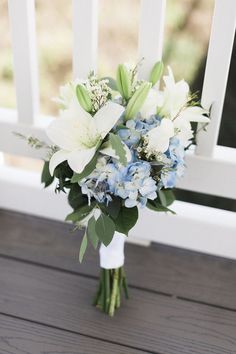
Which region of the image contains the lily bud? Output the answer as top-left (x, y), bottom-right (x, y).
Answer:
top-left (149, 61), bottom-right (164, 86)
top-left (125, 82), bottom-right (151, 120)
top-left (116, 64), bottom-right (132, 100)
top-left (76, 84), bottom-right (92, 112)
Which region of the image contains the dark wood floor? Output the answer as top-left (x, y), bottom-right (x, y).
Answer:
top-left (0, 209), bottom-right (236, 354)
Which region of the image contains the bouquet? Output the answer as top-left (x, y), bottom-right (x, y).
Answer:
top-left (18, 61), bottom-right (209, 316)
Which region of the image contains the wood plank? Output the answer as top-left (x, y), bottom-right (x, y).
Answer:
top-left (0, 257), bottom-right (236, 354)
top-left (1, 209), bottom-right (236, 310)
top-left (0, 314), bottom-right (146, 354)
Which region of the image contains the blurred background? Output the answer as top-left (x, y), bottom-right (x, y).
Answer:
top-left (0, 0), bottom-right (235, 211)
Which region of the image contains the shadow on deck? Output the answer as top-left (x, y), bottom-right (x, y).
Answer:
top-left (0, 209), bottom-right (236, 354)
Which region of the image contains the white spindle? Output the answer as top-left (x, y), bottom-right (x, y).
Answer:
top-left (138, 0), bottom-right (166, 80)
top-left (196, 0), bottom-right (236, 156)
top-left (8, 0), bottom-right (39, 125)
top-left (72, 0), bottom-right (98, 79)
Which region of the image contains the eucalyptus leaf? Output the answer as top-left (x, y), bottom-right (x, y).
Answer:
top-left (107, 197), bottom-right (121, 219)
top-left (65, 203), bottom-right (95, 222)
top-left (95, 213), bottom-right (115, 246)
top-left (68, 184), bottom-right (87, 209)
top-left (147, 200), bottom-right (175, 214)
top-left (115, 206), bottom-right (138, 235)
top-left (109, 133), bottom-right (127, 165)
top-left (41, 161), bottom-right (54, 188)
top-left (79, 232), bottom-right (88, 263)
top-left (87, 216), bottom-right (99, 249)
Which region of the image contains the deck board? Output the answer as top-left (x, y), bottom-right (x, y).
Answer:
top-left (0, 314), bottom-right (146, 354)
top-left (0, 256), bottom-right (236, 354)
top-left (1, 209), bottom-right (236, 353)
top-left (1, 209), bottom-right (236, 309)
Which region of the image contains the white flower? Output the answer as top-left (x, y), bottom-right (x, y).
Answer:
top-left (146, 118), bottom-right (175, 153)
top-left (47, 99), bottom-right (125, 175)
top-left (174, 106), bottom-right (210, 146)
top-left (158, 67), bottom-right (189, 119)
top-left (53, 80), bottom-right (81, 109)
top-left (139, 88), bottom-right (163, 119)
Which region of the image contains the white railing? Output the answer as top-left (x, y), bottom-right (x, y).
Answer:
top-left (0, 0), bottom-right (236, 258)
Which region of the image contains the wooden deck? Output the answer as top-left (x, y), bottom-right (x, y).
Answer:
top-left (0, 209), bottom-right (236, 354)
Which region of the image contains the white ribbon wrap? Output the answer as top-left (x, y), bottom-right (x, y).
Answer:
top-left (99, 232), bottom-right (126, 269)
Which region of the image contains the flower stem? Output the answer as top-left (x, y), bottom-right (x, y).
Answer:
top-left (93, 266), bottom-right (129, 316)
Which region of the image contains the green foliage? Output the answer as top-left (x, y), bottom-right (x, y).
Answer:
top-left (149, 61), bottom-right (164, 86)
top-left (79, 231), bottom-right (88, 263)
top-left (41, 161), bottom-right (54, 187)
top-left (114, 206), bottom-right (138, 235)
top-left (95, 213), bottom-right (115, 246)
top-left (125, 82), bottom-right (151, 120)
top-left (109, 133), bottom-right (127, 166)
top-left (54, 161), bottom-right (73, 192)
top-left (87, 216), bottom-right (99, 249)
top-left (65, 203), bottom-right (95, 222)
top-left (68, 184), bottom-right (87, 209)
top-left (147, 190), bottom-right (176, 214)
top-left (116, 64), bottom-right (132, 100)
top-left (158, 189), bottom-right (175, 207)
top-left (106, 197), bottom-right (121, 219)
top-left (76, 84), bottom-right (92, 112)
top-left (71, 153), bottom-right (98, 183)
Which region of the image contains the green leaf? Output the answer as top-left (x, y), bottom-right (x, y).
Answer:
top-left (158, 189), bottom-right (175, 207)
top-left (107, 197), bottom-right (121, 219)
top-left (71, 153), bottom-right (98, 183)
top-left (79, 232), bottom-right (88, 263)
top-left (109, 133), bottom-right (127, 165)
top-left (41, 161), bottom-right (54, 188)
top-left (146, 200), bottom-right (176, 214)
top-left (115, 206), bottom-right (138, 235)
top-left (65, 203), bottom-right (95, 222)
top-left (95, 213), bottom-right (115, 246)
top-left (102, 76), bottom-right (118, 91)
top-left (68, 184), bottom-right (87, 209)
top-left (87, 216), bottom-right (99, 249)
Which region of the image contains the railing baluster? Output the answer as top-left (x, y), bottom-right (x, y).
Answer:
top-left (138, 0), bottom-right (166, 80)
top-left (196, 0), bottom-right (236, 157)
top-left (72, 0), bottom-right (98, 79)
top-left (8, 0), bottom-right (39, 125)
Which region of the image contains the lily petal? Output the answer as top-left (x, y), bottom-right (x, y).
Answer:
top-left (177, 106), bottom-right (210, 123)
top-left (67, 147), bottom-right (97, 173)
top-left (49, 149), bottom-right (70, 175)
top-left (61, 96), bottom-right (92, 121)
top-left (94, 101), bottom-right (125, 138)
top-left (47, 118), bottom-right (84, 151)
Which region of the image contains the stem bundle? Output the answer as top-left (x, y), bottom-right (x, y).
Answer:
top-left (93, 266), bottom-right (129, 316)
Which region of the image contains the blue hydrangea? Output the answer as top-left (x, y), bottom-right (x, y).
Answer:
top-left (79, 158), bottom-right (157, 208)
top-left (117, 115), bottom-right (161, 148)
top-left (159, 137), bottom-right (185, 189)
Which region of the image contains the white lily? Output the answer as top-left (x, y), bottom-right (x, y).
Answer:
top-left (158, 66), bottom-right (189, 119)
top-left (145, 118), bottom-right (175, 153)
top-left (139, 88), bottom-right (163, 119)
top-left (47, 100), bottom-right (125, 175)
top-left (174, 106), bottom-right (210, 146)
